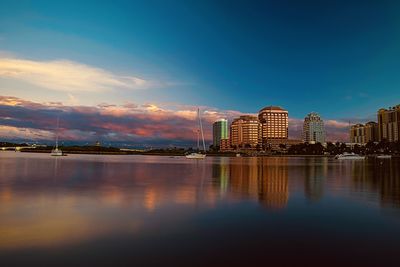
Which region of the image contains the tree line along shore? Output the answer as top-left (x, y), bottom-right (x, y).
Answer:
top-left (1, 141), bottom-right (399, 157)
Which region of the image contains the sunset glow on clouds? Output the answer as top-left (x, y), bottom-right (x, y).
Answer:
top-left (0, 52), bottom-right (377, 146)
top-left (0, 96), bottom-right (351, 146)
top-left (0, 54), bottom-right (352, 146)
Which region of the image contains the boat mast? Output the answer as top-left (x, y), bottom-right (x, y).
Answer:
top-left (197, 129), bottom-right (200, 151)
top-left (55, 117), bottom-right (59, 150)
top-left (198, 108), bottom-right (206, 153)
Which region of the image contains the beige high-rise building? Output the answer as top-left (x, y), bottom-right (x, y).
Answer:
top-left (350, 122), bottom-right (378, 144)
top-left (258, 106), bottom-right (288, 148)
top-left (350, 124), bottom-right (366, 144)
top-left (378, 105), bottom-right (400, 142)
top-left (364, 121), bottom-right (378, 143)
top-left (230, 115), bottom-right (261, 149)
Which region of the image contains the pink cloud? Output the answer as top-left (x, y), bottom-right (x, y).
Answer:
top-left (0, 96), bottom-right (351, 145)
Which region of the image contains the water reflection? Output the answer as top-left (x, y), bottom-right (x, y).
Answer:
top-left (303, 157), bottom-right (327, 202)
top-left (350, 158), bottom-right (400, 209)
top-left (211, 157), bottom-right (290, 209)
top-left (1, 152), bottom-right (400, 266)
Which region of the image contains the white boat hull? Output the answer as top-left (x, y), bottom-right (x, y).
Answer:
top-left (377, 155), bottom-right (391, 159)
top-left (337, 156), bottom-right (365, 160)
top-left (335, 153), bottom-right (365, 160)
top-left (185, 153), bottom-right (206, 159)
top-left (51, 149), bottom-right (64, 156)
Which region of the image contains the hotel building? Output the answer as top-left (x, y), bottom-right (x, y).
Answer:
top-left (350, 122), bottom-right (378, 144)
top-left (350, 124), bottom-right (366, 144)
top-left (378, 105), bottom-right (400, 142)
top-left (365, 121), bottom-right (379, 142)
top-left (212, 119), bottom-right (228, 148)
top-left (219, 138), bottom-right (231, 151)
top-left (303, 112), bottom-right (326, 144)
top-left (258, 106), bottom-right (288, 148)
top-left (230, 115), bottom-right (261, 149)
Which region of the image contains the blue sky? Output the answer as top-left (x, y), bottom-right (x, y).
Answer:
top-left (0, 0), bottom-right (399, 144)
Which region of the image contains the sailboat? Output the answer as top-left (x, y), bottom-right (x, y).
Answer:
top-left (186, 108), bottom-right (206, 159)
top-left (51, 117), bottom-right (64, 156)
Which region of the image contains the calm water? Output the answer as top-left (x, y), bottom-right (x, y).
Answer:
top-left (1, 152), bottom-right (400, 267)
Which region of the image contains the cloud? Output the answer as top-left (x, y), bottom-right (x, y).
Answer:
top-left (67, 93), bottom-right (79, 106)
top-left (0, 125), bottom-right (53, 140)
top-left (0, 57), bottom-right (155, 93)
top-left (0, 96), bottom-right (240, 146)
top-left (0, 96), bottom-right (352, 145)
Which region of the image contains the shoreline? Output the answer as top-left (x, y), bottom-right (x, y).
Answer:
top-left (3, 150), bottom-right (398, 158)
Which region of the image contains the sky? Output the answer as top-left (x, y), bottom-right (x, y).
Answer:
top-left (1, 0), bottom-right (400, 146)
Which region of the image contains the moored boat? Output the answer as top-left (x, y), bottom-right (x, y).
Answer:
top-left (186, 153), bottom-right (206, 159)
top-left (186, 108), bottom-right (206, 159)
top-left (376, 155), bottom-right (392, 159)
top-left (51, 148), bottom-right (64, 156)
top-left (335, 152), bottom-right (365, 160)
top-left (51, 117), bottom-right (66, 157)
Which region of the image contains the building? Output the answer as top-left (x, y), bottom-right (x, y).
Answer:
top-left (212, 119), bottom-right (228, 148)
top-left (265, 139), bottom-right (303, 151)
top-left (230, 115), bottom-right (261, 149)
top-left (350, 122), bottom-right (378, 144)
top-left (350, 124), bottom-right (366, 144)
top-left (378, 105), bottom-right (400, 142)
top-left (258, 106), bottom-right (288, 149)
top-left (364, 121), bottom-right (378, 143)
top-left (302, 112), bottom-right (326, 144)
top-left (219, 138), bottom-right (231, 151)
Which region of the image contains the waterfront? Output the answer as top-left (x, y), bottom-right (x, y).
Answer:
top-left (1, 152), bottom-right (400, 266)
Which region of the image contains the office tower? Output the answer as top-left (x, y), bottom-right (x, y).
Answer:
top-left (258, 106), bottom-right (288, 148)
top-left (230, 115), bottom-right (261, 149)
top-left (303, 112), bottom-right (326, 144)
top-left (364, 121), bottom-right (378, 143)
top-left (350, 122), bottom-right (378, 144)
top-left (378, 105), bottom-right (400, 142)
top-left (212, 119), bottom-right (228, 148)
top-left (350, 124), bottom-right (366, 144)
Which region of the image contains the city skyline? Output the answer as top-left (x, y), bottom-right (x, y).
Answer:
top-left (1, 0), bottom-right (400, 145)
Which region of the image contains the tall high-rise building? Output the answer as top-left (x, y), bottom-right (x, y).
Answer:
top-left (364, 121), bottom-right (379, 143)
top-left (350, 122), bottom-right (378, 144)
top-left (350, 124), bottom-right (366, 144)
top-left (258, 106), bottom-right (288, 148)
top-left (230, 115), bottom-right (261, 149)
top-left (378, 105), bottom-right (400, 142)
top-left (302, 112), bottom-right (325, 144)
top-left (212, 119), bottom-right (228, 147)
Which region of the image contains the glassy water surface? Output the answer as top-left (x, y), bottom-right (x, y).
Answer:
top-left (1, 152), bottom-right (400, 266)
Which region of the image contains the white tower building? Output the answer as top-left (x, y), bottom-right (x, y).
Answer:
top-left (303, 112), bottom-right (326, 144)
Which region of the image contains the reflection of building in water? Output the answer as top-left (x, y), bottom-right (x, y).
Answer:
top-left (304, 158), bottom-right (327, 202)
top-left (228, 157), bottom-right (289, 209)
top-left (211, 158), bottom-right (230, 196)
top-left (228, 158), bottom-right (259, 199)
top-left (380, 161), bottom-right (400, 209)
top-left (351, 159), bottom-right (400, 210)
top-left (257, 158), bottom-right (289, 210)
